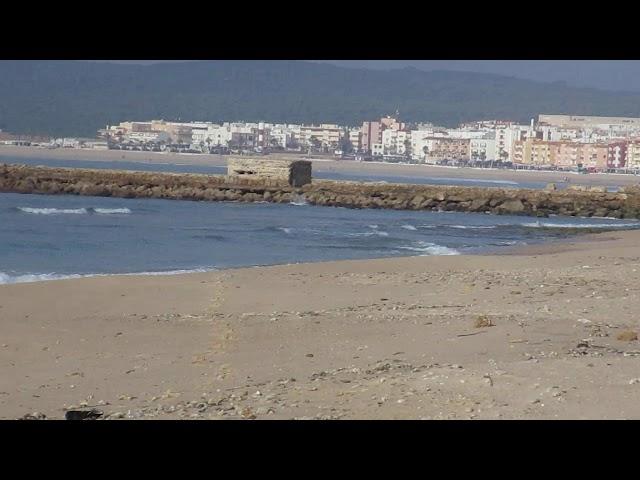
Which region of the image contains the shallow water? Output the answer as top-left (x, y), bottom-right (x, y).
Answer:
top-left (2, 191), bottom-right (638, 284)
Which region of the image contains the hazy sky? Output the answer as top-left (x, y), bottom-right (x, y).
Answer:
top-left (92, 60), bottom-right (640, 93)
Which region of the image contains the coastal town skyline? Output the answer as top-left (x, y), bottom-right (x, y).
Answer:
top-left (7, 112), bottom-right (640, 173)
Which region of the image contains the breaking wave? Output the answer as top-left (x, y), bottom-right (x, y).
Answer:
top-left (350, 230), bottom-right (389, 237)
top-left (401, 224), bottom-right (417, 231)
top-left (0, 272), bottom-right (85, 284)
top-left (92, 208), bottom-right (132, 215)
top-left (18, 207), bottom-right (88, 215)
top-left (449, 225), bottom-right (498, 230)
top-left (521, 221), bottom-right (640, 229)
top-left (290, 194), bottom-right (308, 206)
top-left (398, 241), bottom-right (460, 256)
top-left (17, 207), bottom-right (132, 215)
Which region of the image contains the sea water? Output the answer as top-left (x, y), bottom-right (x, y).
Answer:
top-left (1, 191), bottom-right (638, 284)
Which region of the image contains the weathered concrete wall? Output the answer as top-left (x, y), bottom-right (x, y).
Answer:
top-left (3, 163), bottom-right (640, 219)
top-left (227, 157), bottom-right (311, 187)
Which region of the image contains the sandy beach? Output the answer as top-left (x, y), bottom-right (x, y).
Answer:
top-left (2, 230), bottom-right (640, 420)
top-left (3, 145), bottom-right (640, 188)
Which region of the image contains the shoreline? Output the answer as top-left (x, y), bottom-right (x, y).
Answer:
top-left (4, 144), bottom-right (640, 188)
top-left (3, 229), bottom-right (640, 419)
top-left (0, 227), bottom-right (633, 286)
top-left (4, 228), bottom-right (640, 420)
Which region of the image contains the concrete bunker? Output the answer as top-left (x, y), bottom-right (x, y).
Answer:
top-left (227, 157), bottom-right (312, 187)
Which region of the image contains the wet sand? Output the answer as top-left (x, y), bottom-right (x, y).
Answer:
top-left (2, 230), bottom-right (640, 420)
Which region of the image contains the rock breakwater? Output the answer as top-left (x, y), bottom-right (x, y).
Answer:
top-left (3, 163), bottom-right (640, 219)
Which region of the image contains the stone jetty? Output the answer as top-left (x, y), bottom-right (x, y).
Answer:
top-left (3, 162), bottom-right (640, 219)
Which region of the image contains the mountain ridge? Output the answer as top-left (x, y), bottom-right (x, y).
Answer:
top-left (1, 60), bottom-right (640, 137)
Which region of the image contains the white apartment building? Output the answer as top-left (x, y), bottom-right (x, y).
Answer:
top-left (371, 143), bottom-right (384, 157)
top-left (495, 125), bottom-right (533, 161)
top-left (469, 138), bottom-right (497, 161)
top-left (191, 123), bottom-right (215, 145)
top-left (381, 129), bottom-right (411, 156)
top-left (268, 131), bottom-right (287, 149)
top-left (348, 128), bottom-right (362, 151)
top-left (626, 142), bottom-right (640, 169)
top-left (410, 130), bottom-right (437, 162)
top-left (199, 124), bottom-right (231, 147)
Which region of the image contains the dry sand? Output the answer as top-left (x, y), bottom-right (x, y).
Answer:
top-left (2, 231), bottom-right (640, 420)
top-left (3, 145), bottom-right (640, 188)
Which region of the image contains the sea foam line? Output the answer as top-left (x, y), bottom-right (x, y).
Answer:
top-left (398, 241), bottom-right (460, 256)
top-left (18, 207), bottom-right (88, 215)
top-left (0, 268), bottom-right (216, 285)
top-left (521, 221), bottom-right (640, 229)
top-left (17, 207), bottom-right (132, 215)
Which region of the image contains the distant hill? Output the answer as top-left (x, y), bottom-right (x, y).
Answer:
top-left (2, 60), bottom-right (640, 137)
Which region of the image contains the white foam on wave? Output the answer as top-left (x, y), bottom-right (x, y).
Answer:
top-left (0, 268), bottom-right (217, 285)
top-left (290, 194), bottom-right (308, 206)
top-left (18, 207), bottom-right (132, 215)
top-left (18, 207), bottom-right (88, 215)
top-left (401, 224), bottom-right (417, 231)
top-left (399, 241), bottom-right (460, 256)
top-left (521, 221), bottom-right (640, 229)
top-left (0, 272), bottom-right (85, 284)
top-left (278, 227), bottom-right (292, 234)
top-left (368, 224), bottom-right (379, 229)
top-left (449, 225), bottom-right (497, 230)
top-left (93, 208), bottom-right (131, 215)
top-left (351, 230), bottom-right (389, 237)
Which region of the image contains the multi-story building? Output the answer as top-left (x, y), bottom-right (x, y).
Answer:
top-left (299, 124), bottom-right (342, 150)
top-left (371, 143), bottom-right (384, 157)
top-left (580, 143), bottom-right (609, 170)
top-left (361, 121), bottom-right (383, 153)
top-left (495, 124), bottom-right (533, 161)
top-left (552, 142), bottom-right (580, 168)
top-left (626, 141), bottom-right (640, 169)
top-left (381, 129), bottom-right (411, 156)
top-left (361, 116), bottom-right (406, 153)
top-left (607, 142), bottom-right (628, 169)
top-left (424, 138), bottom-right (470, 163)
top-left (409, 130), bottom-right (433, 162)
top-left (515, 138), bottom-right (610, 170)
top-left (151, 120), bottom-right (196, 144)
top-left (348, 128), bottom-right (362, 152)
top-left (513, 138), bottom-right (552, 166)
top-left (268, 128), bottom-right (291, 149)
top-left (124, 131), bottom-right (171, 144)
top-left (469, 138), bottom-right (497, 162)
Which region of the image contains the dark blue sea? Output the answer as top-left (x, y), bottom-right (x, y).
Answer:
top-left (2, 189), bottom-right (639, 284)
